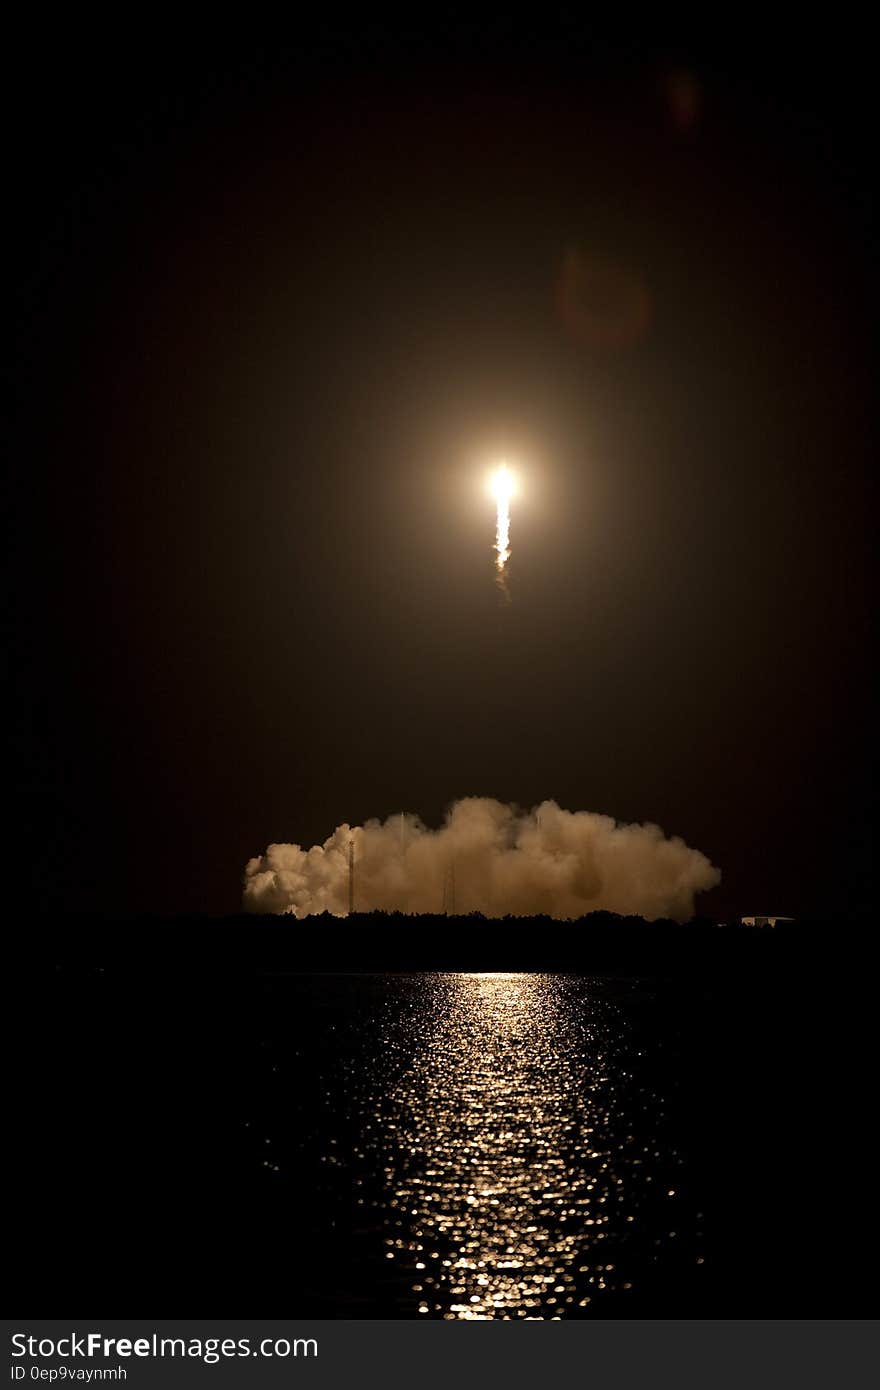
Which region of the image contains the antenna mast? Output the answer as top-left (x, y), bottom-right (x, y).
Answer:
top-left (443, 861), bottom-right (456, 916)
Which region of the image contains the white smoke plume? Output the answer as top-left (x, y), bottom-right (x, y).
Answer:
top-left (243, 798), bottom-right (720, 921)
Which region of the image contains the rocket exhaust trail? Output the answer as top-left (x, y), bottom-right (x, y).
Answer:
top-left (491, 464), bottom-right (514, 599)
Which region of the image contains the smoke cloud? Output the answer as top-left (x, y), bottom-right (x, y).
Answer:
top-left (243, 798), bottom-right (720, 921)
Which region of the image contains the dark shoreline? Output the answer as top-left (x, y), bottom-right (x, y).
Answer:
top-left (13, 911), bottom-right (858, 977)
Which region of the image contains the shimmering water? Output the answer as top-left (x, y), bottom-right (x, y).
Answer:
top-left (17, 942), bottom-right (869, 1314)
top-left (245, 974), bottom-right (701, 1317)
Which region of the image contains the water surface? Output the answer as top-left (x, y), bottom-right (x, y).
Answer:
top-left (245, 973), bottom-right (700, 1317)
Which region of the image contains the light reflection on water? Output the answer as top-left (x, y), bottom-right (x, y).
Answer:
top-left (347, 973), bottom-right (690, 1318)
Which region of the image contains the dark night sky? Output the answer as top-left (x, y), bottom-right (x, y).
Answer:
top-left (10, 21), bottom-right (874, 919)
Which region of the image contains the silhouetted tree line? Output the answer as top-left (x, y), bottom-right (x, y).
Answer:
top-left (18, 909), bottom-right (858, 979)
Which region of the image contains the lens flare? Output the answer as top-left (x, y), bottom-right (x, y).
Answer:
top-left (490, 464), bottom-right (515, 593)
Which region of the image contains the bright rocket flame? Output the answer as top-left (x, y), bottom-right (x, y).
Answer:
top-left (490, 463), bottom-right (515, 506)
top-left (490, 464), bottom-right (515, 578)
